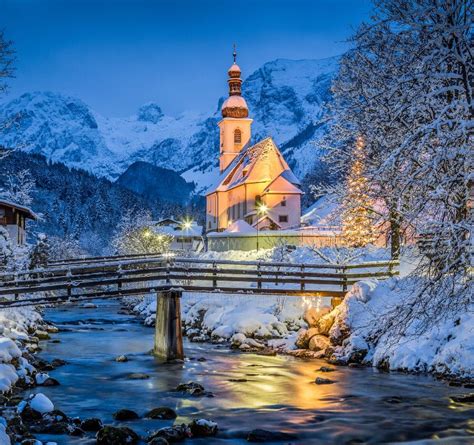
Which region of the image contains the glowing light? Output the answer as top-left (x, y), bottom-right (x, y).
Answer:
top-left (181, 219), bottom-right (193, 230)
top-left (143, 229), bottom-right (151, 238)
top-left (257, 203), bottom-right (268, 215)
top-left (301, 295), bottom-right (322, 311)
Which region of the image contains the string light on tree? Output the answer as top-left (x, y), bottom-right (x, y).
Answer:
top-left (342, 136), bottom-right (375, 247)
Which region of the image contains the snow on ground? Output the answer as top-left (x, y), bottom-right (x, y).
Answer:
top-left (330, 277), bottom-right (474, 378)
top-left (129, 291), bottom-right (322, 349)
top-left (0, 306), bottom-right (47, 393)
top-left (198, 244), bottom-right (390, 265)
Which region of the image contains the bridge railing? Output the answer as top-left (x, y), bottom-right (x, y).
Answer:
top-left (0, 255), bottom-right (399, 306)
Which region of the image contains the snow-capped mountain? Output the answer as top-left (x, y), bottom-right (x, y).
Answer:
top-left (0, 57), bottom-right (337, 192)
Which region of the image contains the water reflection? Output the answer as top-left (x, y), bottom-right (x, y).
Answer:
top-left (25, 301), bottom-right (474, 445)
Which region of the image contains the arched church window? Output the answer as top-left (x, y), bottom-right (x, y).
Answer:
top-left (234, 129), bottom-right (242, 145)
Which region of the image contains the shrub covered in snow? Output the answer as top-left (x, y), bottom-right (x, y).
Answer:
top-left (29, 233), bottom-right (51, 269)
top-left (329, 277), bottom-right (474, 378)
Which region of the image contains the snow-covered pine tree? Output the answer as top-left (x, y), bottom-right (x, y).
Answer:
top-left (0, 30), bottom-right (14, 95)
top-left (29, 233), bottom-right (51, 269)
top-left (49, 235), bottom-right (84, 260)
top-left (0, 226), bottom-right (13, 271)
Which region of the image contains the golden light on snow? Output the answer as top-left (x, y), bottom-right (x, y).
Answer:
top-left (301, 295), bottom-right (322, 310)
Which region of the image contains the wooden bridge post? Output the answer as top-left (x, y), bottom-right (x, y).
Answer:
top-left (154, 289), bottom-right (184, 361)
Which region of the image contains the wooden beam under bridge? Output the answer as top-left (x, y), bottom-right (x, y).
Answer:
top-left (154, 290), bottom-right (184, 361)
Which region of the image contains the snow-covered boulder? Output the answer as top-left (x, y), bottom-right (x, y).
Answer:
top-left (30, 393), bottom-right (54, 414)
top-left (303, 306), bottom-right (331, 327)
top-left (0, 417), bottom-right (10, 445)
top-left (308, 334), bottom-right (330, 352)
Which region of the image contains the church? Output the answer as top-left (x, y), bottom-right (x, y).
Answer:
top-left (206, 52), bottom-right (303, 233)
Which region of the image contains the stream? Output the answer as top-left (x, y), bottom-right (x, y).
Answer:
top-left (24, 300), bottom-right (474, 444)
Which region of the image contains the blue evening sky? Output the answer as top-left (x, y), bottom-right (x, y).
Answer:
top-left (1, 0), bottom-right (372, 116)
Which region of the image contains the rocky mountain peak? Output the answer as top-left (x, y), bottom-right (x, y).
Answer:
top-left (0, 57), bottom-right (338, 192)
top-left (137, 102), bottom-right (164, 124)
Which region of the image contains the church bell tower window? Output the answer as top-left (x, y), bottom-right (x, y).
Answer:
top-left (234, 129), bottom-right (242, 145)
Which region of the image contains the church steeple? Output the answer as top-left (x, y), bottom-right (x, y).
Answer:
top-left (221, 46), bottom-right (249, 118)
top-left (219, 47), bottom-right (253, 172)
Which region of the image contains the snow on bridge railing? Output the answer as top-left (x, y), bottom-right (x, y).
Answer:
top-left (48, 251), bottom-right (165, 265)
top-left (0, 256), bottom-right (400, 282)
top-left (48, 252), bottom-right (400, 270)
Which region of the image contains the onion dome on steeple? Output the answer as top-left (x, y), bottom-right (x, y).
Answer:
top-left (221, 45), bottom-right (249, 118)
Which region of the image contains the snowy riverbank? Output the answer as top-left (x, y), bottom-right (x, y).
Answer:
top-left (0, 305), bottom-right (64, 444)
top-left (328, 277), bottom-right (474, 378)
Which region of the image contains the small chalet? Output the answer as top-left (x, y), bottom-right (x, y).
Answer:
top-left (206, 50), bottom-right (303, 233)
top-left (153, 218), bottom-right (204, 252)
top-left (0, 199), bottom-right (37, 245)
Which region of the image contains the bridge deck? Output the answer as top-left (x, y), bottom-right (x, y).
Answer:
top-left (0, 255), bottom-right (399, 308)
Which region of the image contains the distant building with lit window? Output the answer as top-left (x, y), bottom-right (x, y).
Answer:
top-left (205, 51), bottom-right (302, 233)
top-left (153, 218), bottom-right (203, 252)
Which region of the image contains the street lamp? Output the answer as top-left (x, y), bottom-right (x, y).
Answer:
top-left (180, 218), bottom-right (193, 251)
top-left (256, 203), bottom-right (268, 252)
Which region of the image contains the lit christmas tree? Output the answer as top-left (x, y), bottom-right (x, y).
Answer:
top-left (341, 136), bottom-right (375, 247)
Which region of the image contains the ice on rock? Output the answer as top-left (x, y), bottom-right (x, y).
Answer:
top-left (30, 393), bottom-right (55, 414)
top-left (35, 373), bottom-right (50, 385)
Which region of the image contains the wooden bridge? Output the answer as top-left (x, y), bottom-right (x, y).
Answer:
top-left (0, 253), bottom-right (399, 361)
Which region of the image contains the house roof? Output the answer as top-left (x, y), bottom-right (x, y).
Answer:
top-left (0, 199), bottom-right (38, 220)
top-left (153, 222), bottom-right (203, 238)
top-left (254, 214), bottom-right (281, 229)
top-left (224, 219), bottom-right (256, 234)
top-left (263, 175), bottom-right (303, 195)
top-left (206, 137), bottom-right (302, 195)
top-left (154, 218), bottom-right (180, 226)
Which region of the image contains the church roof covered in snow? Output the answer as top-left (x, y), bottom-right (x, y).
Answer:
top-left (206, 137), bottom-right (302, 195)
